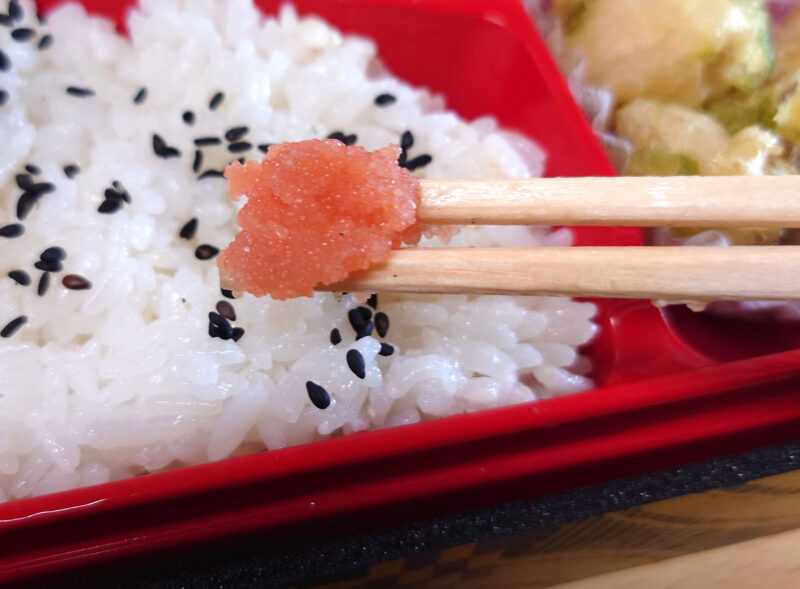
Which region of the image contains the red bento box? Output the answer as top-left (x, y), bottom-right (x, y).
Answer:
top-left (3, 0), bottom-right (800, 583)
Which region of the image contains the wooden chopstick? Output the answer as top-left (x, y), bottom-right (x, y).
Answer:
top-left (419, 176), bottom-right (800, 226)
top-left (324, 246), bottom-right (800, 301)
top-left (320, 175), bottom-right (800, 300)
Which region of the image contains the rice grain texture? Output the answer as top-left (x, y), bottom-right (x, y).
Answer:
top-left (0, 0), bottom-right (596, 502)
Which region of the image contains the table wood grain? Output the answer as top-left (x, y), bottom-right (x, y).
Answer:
top-left (316, 469), bottom-right (800, 588)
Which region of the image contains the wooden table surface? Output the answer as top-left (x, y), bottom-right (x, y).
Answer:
top-left (316, 469), bottom-right (800, 588)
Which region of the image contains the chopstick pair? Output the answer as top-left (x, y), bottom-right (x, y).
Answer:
top-left (322, 176), bottom-right (800, 301)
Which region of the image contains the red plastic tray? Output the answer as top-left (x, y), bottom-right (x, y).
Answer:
top-left (3, 0), bottom-right (800, 583)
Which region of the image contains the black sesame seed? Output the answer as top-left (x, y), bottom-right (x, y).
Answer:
top-left (208, 322), bottom-right (221, 338)
top-left (35, 250), bottom-right (60, 266)
top-left (195, 244), bottom-right (219, 260)
top-left (194, 136), bottom-right (221, 146)
top-left (221, 288), bottom-right (235, 299)
top-left (208, 314), bottom-right (233, 340)
top-left (327, 131), bottom-right (345, 143)
top-left (227, 141), bottom-right (252, 154)
top-left (215, 300), bottom-right (236, 321)
top-left (66, 86), bottom-right (94, 97)
top-left (356, 321), bottom-right (373, 340)
top-left (152, 133), bottom-right (181, 158)
top-left (225, 126), bottom-right (249, 142)
top-left (107, 186), bottom-right (130, 204)
top-left (37, 272), bottom-right (50, 296)
top-left (8, 269), bottom-right (30, 286)
top-left (327, 131), bottom-right (357, 146)
top-left (63, 164), bottom-right (79, 178)
top-left (182, 110), bottom-right (195, 125)
top-left (366, 293), bottom-right (378, 309)
top-left (40, 246), bottom-right (66, 262)
top-left (97, 198), bottom-right (121, 214)
top-left (62, 274), bottom-right (91, 290)
top-left (257, 144), bottom-right (272, 154)
top-left (346, 349), bottom-right (366, 379)
top-left (402, 154), bottom-right (433, 171)
top-left (179, 217), bottom-right (198, 240)
top-left (24, 164), bottom-right (40, 175)
top-left (8, 0), bottom-right (21, 21)
top-left (208, 91), bottom-right (224, 110)
top-left (37, 34), bottom-right (52, 50)
top-left (28, 181), bottom-right (55, 196)
top-left (0, 223), bottom-right (24, 238)
top-left (374, 312), bottom-right (389, 338)
top-left (34, 259), bottom-right (62, 272)
top-left (16, 173), bottom-right (33, 189)
top-left (151, 134), bottom-right (165, 153)
top-left (231, 327), bottom-right (244, 342)
top-left (207, 311), bottom-right (225, 326)
top-left (374, 93), bottom-right (397, 106)
top-left (400, 131), bottom-right (414, 150)
top-left (209, 311), bottom-right (232, 329)
top-left (306, 381), bottom-right (331, 409)
top-left (397, 151), bottom-right (407, 167)
top-left (197, 169), bottom-right (224, 180)
top-left (192, 149), bottom-right (203, 173)
top-left (11, 27), bottom-right (34, 41)
top-left (330, 328), bottom-right (342, 345)
top-left (347, 307), bottom-right (367, 333)
top-left (104, 187), bottom-right (124, 203)
top-left (0, 49), bottom-right (9, 72)
top-left (16, 192), bottom-right (38, 220)
top-left (0, 89), bottom-right (7, 106)
top-left (357, 306), bottom-right (372, 322)
top-left (1, 315), bottom-right (27, 338)
top-left (378, 343), bottom-right (394, 357)
top-left (0, 14), bottom-right (10, 27)
top-left (133, 87), bottom-right (147, 104)
top-left (111, 181), bottom-right (131, 203)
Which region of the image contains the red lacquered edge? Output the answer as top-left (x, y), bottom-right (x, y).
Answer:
top-left (3, 349), bottom-right (800, 582)
top-left (3, 348), bottom-right (800, 530)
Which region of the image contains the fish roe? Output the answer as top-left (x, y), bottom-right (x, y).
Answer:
top-left (218, 139), bottom-right (421, 299)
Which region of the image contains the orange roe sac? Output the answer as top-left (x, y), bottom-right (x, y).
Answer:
top-left (218, 139), bottom-right (421, 300)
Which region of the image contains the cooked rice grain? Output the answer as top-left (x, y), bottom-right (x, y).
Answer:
top-left (0, 0), bottom-right (596, 501)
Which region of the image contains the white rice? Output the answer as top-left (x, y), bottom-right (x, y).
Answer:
top-left (0, 0), bottom-right (597, 502)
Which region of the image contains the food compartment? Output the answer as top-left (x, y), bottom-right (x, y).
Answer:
top-left (1, 0), bottom-right (799, 583)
